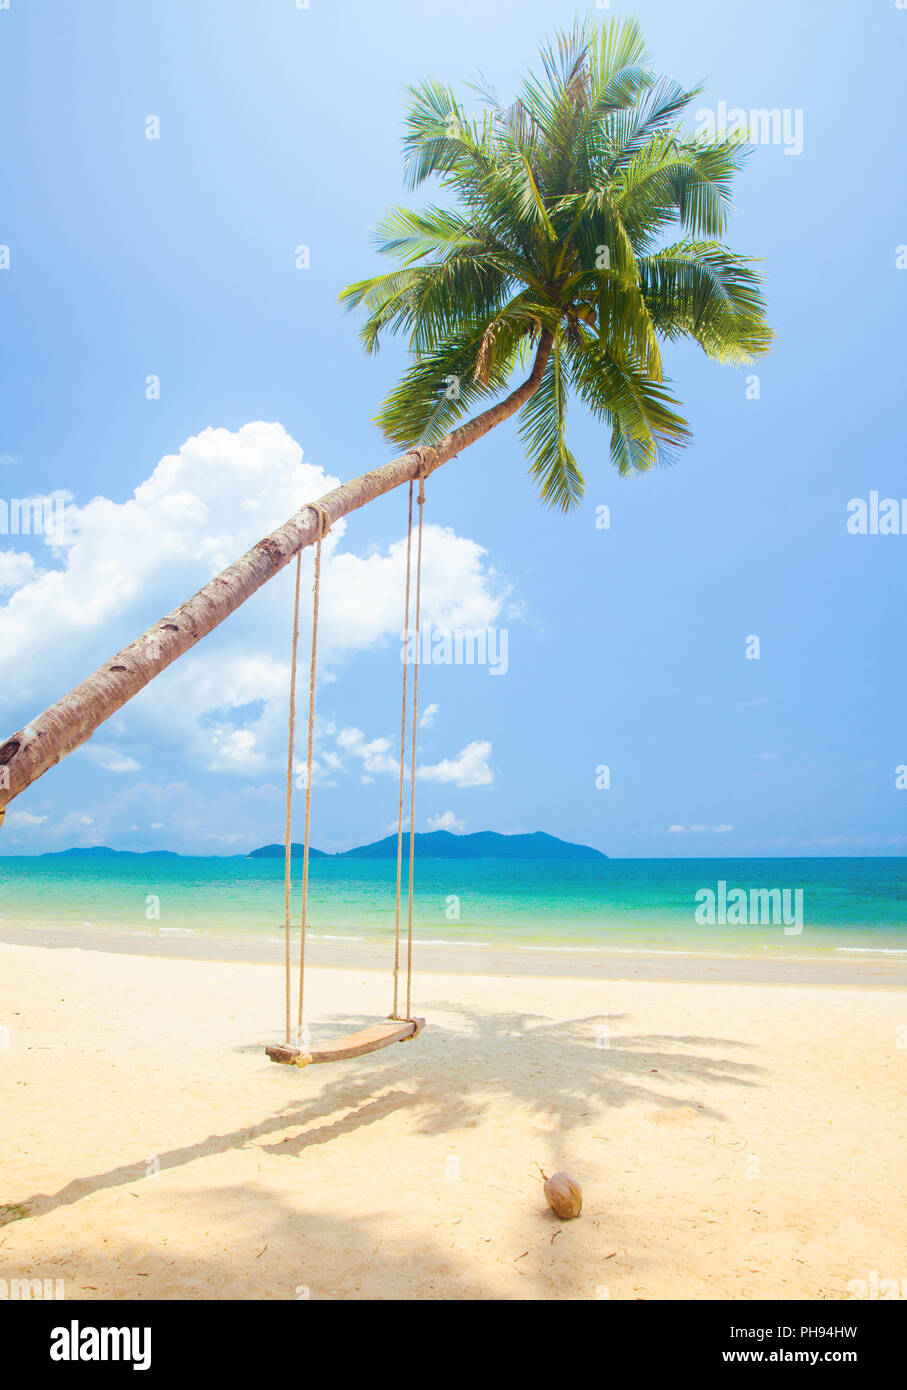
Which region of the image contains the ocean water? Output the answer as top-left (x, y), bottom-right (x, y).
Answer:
top-left (0, 856), bottom-right (906, 958)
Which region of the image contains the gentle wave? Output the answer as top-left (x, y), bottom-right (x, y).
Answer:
top-left (519, 944), bottom-right (712, 956)
top-left (412, 938), bottom-right (492, 948)
top-left (835, 947), bottom-right (907, 957)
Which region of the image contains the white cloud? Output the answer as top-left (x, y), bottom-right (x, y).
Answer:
top-left (81, 742), bottom-right (142, 773)
top-left (427, 810), bottom-right (465, 832)
top-left (335, 726), bottom-right (399, 779)
top-left (4, 782), bottom-right (282, 852)
top-left (287, 721), bottom-right (492, 797)
top-left (4, 810), bottom-right (49, 828)
top-left (0, 551), bottom-right (36, 594)
top-left (667, 823), bottom-right (733, 834)
top-left (419, 702), bottom-right (440, 729)
top-left (320, 527), bottom-right (504, 662)
top-left (0, 423), bottom-right (508, 785)
top-left (417, 740), bottom-right (493, 787)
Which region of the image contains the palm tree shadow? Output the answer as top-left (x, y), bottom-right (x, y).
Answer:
top-left (261, 1001), bottom-right (763, 1157)
top-left (13, 1002), bottom-right (764, 1223)
top-left (46, 1182), bottom-right (630, 1301)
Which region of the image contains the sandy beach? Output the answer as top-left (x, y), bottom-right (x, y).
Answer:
top-left (2, 939), bottom-right (905, 1300)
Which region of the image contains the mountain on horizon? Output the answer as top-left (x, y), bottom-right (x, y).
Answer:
top-left (247, 843), bottom-right (331, 860)
top-left (250, 830), bottom-right (606, 860)
top-left (25, 832), bottom-right (606, 862)
top-left (39, 846), bottom-right (183, 860)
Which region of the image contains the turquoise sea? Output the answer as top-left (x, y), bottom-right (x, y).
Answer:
top-left (1, 856), bottom-right (906, 958)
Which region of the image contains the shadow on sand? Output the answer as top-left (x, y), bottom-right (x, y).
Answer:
top-left (12, 1001), bottom-right (764, 1237)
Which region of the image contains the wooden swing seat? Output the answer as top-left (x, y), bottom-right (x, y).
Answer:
top-left (266, 1016), bottom-right (424, 1068)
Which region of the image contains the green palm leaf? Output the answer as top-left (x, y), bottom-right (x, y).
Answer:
top-left (340, 15), bottom-right (772, 509)
top-left (518, 334), bottom-right (584, 511)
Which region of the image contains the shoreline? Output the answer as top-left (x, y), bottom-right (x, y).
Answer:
top-left (2, 919), bottom-right (906, 986)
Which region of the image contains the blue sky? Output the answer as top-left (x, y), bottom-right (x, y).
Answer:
top-left (1, 0), bottom-right (905, 857)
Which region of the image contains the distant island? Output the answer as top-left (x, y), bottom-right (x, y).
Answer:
top-left (39, 846), bottom-right (183, 859)
top-left (249, 844), bottom-right (332, 860)
top-left (250, 830), bottom-right (607, 861)
top-left (29, 831), bottom-right (606, 861)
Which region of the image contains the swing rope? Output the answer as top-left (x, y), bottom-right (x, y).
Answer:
top-left (405, 474), bottom-right (426, 1021)
top-left (392, 470), bottom-right (426, 1021)
top-left (296, 502), bottom-right (331, 1040)
top-left (392, 481), bottom-right (415, 1020)
top-left (279, 480), bottom-right (425, 1055)
top-left (283, 551), bottom-right (302, 1045)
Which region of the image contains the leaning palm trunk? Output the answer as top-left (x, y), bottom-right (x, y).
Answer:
top-left (0, 333), bottom-right (553, 819)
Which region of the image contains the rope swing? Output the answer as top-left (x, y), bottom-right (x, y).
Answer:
top-left (405, 473), bottom-right (426, 1021)
top-left (268, 484), bottom-right (426, 1069)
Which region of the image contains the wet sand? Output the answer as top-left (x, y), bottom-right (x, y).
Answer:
top-left (1, 919), bottom-right (906, 986)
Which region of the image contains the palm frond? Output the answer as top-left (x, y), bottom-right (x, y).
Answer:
top-left (568, 333), bottom-right (691, 475)
top-left (639, 240), bottom-right (773, 362)
top-left (518, 333), bottom-right (584, 510)
top-left (375, 315), bottom-right (528, 448)
top-left (616, 131), bottom-right (748, 243)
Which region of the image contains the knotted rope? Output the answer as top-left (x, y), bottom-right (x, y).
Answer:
top-left (283, 551), bottom-right (302, 1044)
top-left (296, 503), bottom-right (331, 1038)
top-left (393, 456), bottom-right (428, 1020)
top-left (392, 481), bottom-right (415, 1019)
top-left (405, 470), bottom-right (426, 1021)
top-left (283, 504), bottom-right (331, 1044)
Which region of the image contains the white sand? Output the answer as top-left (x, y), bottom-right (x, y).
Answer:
top-left (1, 942), bottom-right (905, 1300)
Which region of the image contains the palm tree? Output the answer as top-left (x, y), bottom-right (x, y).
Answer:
top-left (340, 15), bottom-right (771, 510)
top-left (0, 15), bottom-right (770, 814)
